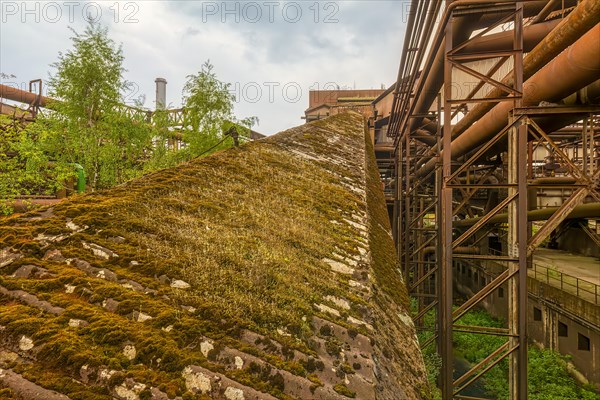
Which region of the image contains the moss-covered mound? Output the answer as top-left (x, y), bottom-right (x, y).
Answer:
top-left (0, 112), bottom-right (428, 400)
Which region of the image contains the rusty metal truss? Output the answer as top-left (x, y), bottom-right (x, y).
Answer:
top-left (390, 1), bottom-right (599, 399)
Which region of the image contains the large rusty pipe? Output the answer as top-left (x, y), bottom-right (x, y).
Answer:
top-left (390, 0), bottom-right (566, 137)
top-left (452, 0), bottom-right (600, 139)
top-left (529, 177), bottom-right (578, 185)
top-left (458, 19), bottom-right (560, 54)
top-left (418, 23), bottom-right (600, 178)
top-left (455, 202), bottom-right (600, 228)
top-left (5, 198), bottom-right (63, 213)
top-left (477, 1), bottom-right (576, 25)
top-left (414, 129), bottom-right (437, 146)
top-left (473, 78), bottom-right (600, 162)
top-left (0, 84), bottom-right (50, 108)
top-left (562, 79), bottom-right (600, 105)
top-left (406, 1), bottom-right (575, 136)
top-left (408, 16), bottom-right (482, 135)
top-left (412, 19), bottom-right (561, 145)
top-left (530, 0), bottom-right (560, 24)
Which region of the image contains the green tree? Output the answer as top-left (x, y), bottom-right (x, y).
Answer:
top-left (179, 61), bottom-right (257, 159)
top-left (32, 20), bottom-right (153, 190)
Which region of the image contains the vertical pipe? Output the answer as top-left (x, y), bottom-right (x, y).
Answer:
top-left (392, 162), bottom-right (398, 243)
top-left (440, 13), bottom-right (454, 400)
top-left (155, 77), bottom-right (168, 148)
top-left (582, 116), bottom-right (589, 176)
top-left (509, 4), bottom-right (528, 399)
top-left (393, 144), bottom-right (400, 254)
top-left (397, 140), bottom-right (404, 266)
top-left (435, 93), bottom-right (443, 361)
top-left (592, 117), bottom-right (597, 176)
top-left (508, 114), bottom-right (520, 400)
top-left (405, 133), bottom-right (412, 283)
top-left (418, 196), bottom-right (425, 322)
top-left (155, 78), bottom-right (167, 110)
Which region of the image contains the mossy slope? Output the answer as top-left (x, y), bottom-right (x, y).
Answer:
top-left (0, 112), bottom-right (428, 399)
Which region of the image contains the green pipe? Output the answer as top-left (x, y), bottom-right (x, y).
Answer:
top-left (73, 163), bottom-right (86, 193)
top-left (455, 203), bottom-right (600, 228)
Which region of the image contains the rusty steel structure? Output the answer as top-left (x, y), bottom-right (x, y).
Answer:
top-left (388, 0), bottom-right (600, 399)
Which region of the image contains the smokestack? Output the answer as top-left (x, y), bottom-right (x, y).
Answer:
top-left (155, 78), bottom-right (167, 110)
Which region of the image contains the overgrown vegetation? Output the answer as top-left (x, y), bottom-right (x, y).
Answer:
top-left (0, 115), bottom-right (62, 215)
top-left (414, 301), bottom-right (600, 399)
top-left (0, 21), bottom-right (256, 214)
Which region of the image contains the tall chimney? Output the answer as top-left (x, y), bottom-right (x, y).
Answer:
top-left (155, 78), bottom-right (167, 110)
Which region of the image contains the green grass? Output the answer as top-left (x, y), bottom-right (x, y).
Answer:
top-left (413, 300), bottom-right (600, 399)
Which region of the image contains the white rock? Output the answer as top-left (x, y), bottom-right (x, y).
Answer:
top-left (398, 312), bottom-right (415, 329)
top-left (171, 280), bottom-right (191, 289)
top-left (234, 356), bottom-right (244, 370)
top-left (277, 328), bottom-right (291, 337)
top-left (162, 325), bottom-right (173, 332)
top-left (69, 319), bottom-right (84, 327)
top-left (66, 221), bottom-right (87, 232)
top-left (224, 386), bottom-right (245, 400)
top-left (182, 305), bottom-right (196, 313)
top-left (343, 257), bottom-right (358, 267)
top-left (123, 345), bottom-right (136, 361)
top-left (114, 385), bottom-right (138, 400)
top-left (344, 218), bottom-right (368, 234)
top-left (200, 341), bottom-right (214, 358)
top-left (315, 303), bottom-right (340, 317)
top-left (35, 233), bottom-right (67, 243)
top-left (99, 369), bottom-right (116, 381)
top-left (82, 241), bottom-right (118, 260)
top-left (325, 295), bottom-right (351, 310)
top-left (349, 280), bottom-right (367, 290)
top-left (18, 336), bottom-right (34, 351)
top-left (323, 258), bottom-right (354, 275)
top-left (135, 312), bottom-right (152, 322)
top-left (65, 284), bottom-right (76, 294)
top-left (347, 316), bottom-right (374, 331)
top-left (114, 382), bottom-right (146, 400)
top-left (182, 367), bottom-right (211, 394)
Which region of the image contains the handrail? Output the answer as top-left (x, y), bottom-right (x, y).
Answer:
top-left (457, 246), bottom-right (599, 305)
top-left (530, 263), bottom-right (599, 305)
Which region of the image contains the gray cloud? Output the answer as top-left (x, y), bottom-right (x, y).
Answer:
top-left (1, 0), bottom-right (406, 135)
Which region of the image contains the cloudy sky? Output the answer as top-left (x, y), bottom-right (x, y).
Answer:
top-left (1, 1), bottom-right (408, 134)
